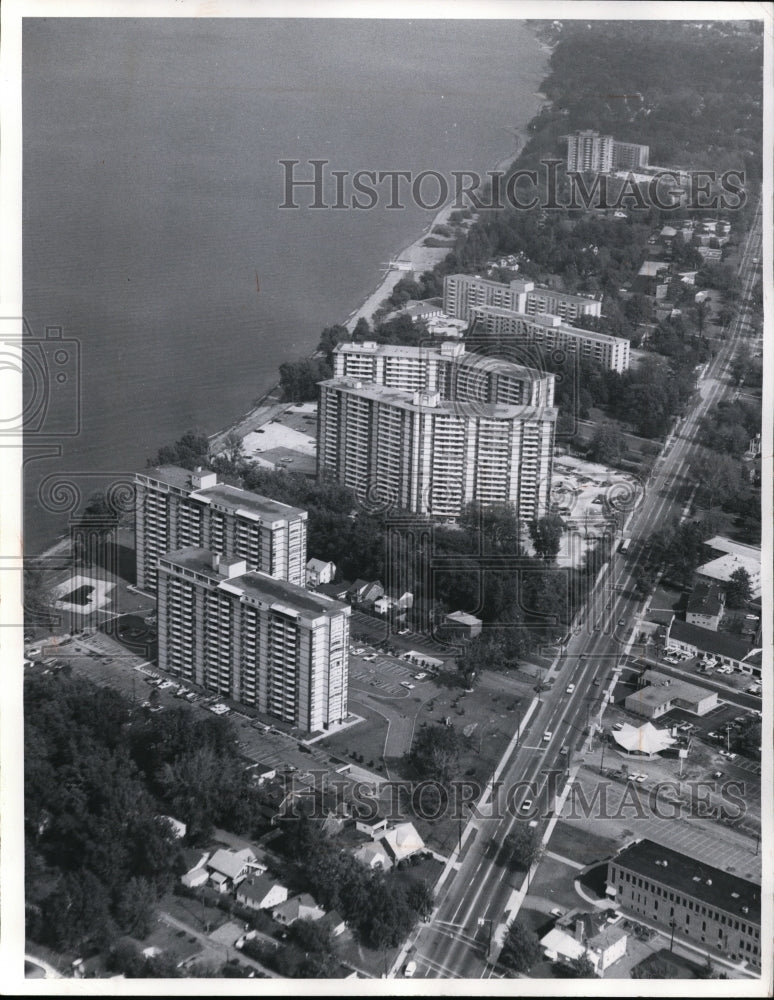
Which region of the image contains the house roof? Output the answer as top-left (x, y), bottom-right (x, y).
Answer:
top-left (381, 822), bottom-right (424, 863)
top-left (320, 909), bottom-right (346, 930)
top-left (237, 874), bottom-right (284, 902)
top-left (612, 839), bottom-right (761, 922)
top-left (540, 927), bottom-right (586, 961)
top-left (668, 620), bottom-right (754, 661)
top-left (307, 558), bottom-right (334, 572)
top-left (445, 610), bottom-right (482, 626)
top-left (686, 582), bottom-right (724, 617)
top-left (354, 842), bottom-right (390, 867)
top-left (273, 894), bottom-right (323, 922)
top-left (316, 581), bottom-right (352, 598)
top-left (208, 847), bottom-right (256, 880)
top-left (704, 536), bottom-right (761, 561)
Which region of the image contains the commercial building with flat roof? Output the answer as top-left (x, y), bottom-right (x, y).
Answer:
top-left (156, 547), bottom-right (349, 733)
top-left (135, 466), bottom-right (307, 592)
top-left (318, 379), bottom-right (556, 521)
top-left (443, 273), bottom-right (601, 325)
top-left (606, 839), bottom-right (760, 967)
top-left (625, 669), bottom-right (717, 719)
top-left (666, 620), bottom-right (760, 676)
top-left (469, 306), bottom-right (630, 373)
top-left (694, 538), bottom-right (761, 599)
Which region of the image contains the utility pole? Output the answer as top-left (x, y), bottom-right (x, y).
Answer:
top-left (599, 732), bottom-right (607, 774)
top-left (669, 917), bottom-right (677, 952)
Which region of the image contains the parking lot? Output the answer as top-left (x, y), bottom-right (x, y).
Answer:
top-left (349, 647), bottom-right (437, 698)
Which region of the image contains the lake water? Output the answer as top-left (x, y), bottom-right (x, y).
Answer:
top-left (23, 17), bottom-right (547, 553)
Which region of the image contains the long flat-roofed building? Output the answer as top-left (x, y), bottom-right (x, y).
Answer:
top-left (156, 547), bottom-right (349, 732)
top-left (606, 839), bottom-right (760, 967)
top-left (469, 306), bottom-right (630, 373)
top-left (135, 466), bottom-right (308, 592)
top-left (318, 379), bottom-right (556, 520)
top-left (624, 669), bottom-right (718, 719)
top-left (332, 340), bottom-right (555, 408)
top-left (443, 274), bottom-right (601, 324)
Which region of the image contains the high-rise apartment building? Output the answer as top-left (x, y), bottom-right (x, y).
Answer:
top-left (318, 380), bottom-right (556, 520)
top-left (333, 340), bottom-right (555, 408)
top-left (157, 547), bottom-right (349, 733)
top-left (443, 274), bottom-right (602, 325)
top-left (469, 306), bottom-right (630, 374)
top-left (134, 466), bottom-right (308, 592)
top-left (563, 130), bottom-right (650, 173)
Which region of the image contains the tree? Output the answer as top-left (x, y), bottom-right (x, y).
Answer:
top-left (529, 515), bottom-right (564, 562)
top-left (567, 954), bottom-right (597, 978)
top-left (278, 357), bottom-right (332, 402)
top-left (732, 718), bottom-right (761, 759)
top-left (725, 567), bottom-right (752, 609)
top-left (408, 724), bottom-right (461, 784)
top-left (586, 424), bottom-right (623, 465)
top-left (499, 917), bottom-right (542, 973)
top-left (150, 429), bottom-right (210, 470)
top-left (504, 822), bottom-right (541, 871)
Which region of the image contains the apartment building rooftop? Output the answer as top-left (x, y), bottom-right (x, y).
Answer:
top-left (140, 466), bottom-right (307, 521)
top-left (472, 305), bottom-right (622, 345)
top-left (320, 379), bottom-right (557, 422)
top-left (160, 547), bottom-right (348, 618)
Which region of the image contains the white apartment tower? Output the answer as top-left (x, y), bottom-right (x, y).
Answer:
top-left (333, 340), bottom-right (555, 408)
top-left (134, 466), bottom-right (308, 592)
top-left (157, 547), bottom-right (349, 732)
top-left (318, 379), bottom-right (556, 521)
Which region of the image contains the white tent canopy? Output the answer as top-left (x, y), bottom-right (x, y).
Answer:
top-left (612, 721), bottom-right (675, 757)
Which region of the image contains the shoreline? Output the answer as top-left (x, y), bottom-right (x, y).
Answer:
top-left (209, 131), bottom-right (530, 455)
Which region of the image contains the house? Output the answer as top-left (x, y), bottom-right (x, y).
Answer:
top-left (374, 587), bottom-right (413, 615)
top-left (319, 909), bottom-right (347, 938)
top-left (207, 847), bottom-right (264, 892)
top-left (380, 822), bottom-right (425, 866)
top-left (316, 580), bottom-right (352, 600)
top-left (541, 909), bottom-right (627, 975)
top-left (179, 848), bottom-right (210, 889)
top-left (306, 558), bottom-right (336, 588)
top-left (236, 875), bottom-right (288, 911)
top-left (353, 841), bottom-right (391, 869)
top-left (355, 812), bottom-right (390, 839)
top-left (272, 893), bottom-right (326, 926)
top-left (246, 762), bottom-right (278, 785)
top-left (685, 582), bottom-right (725, 631)
top-left (348, 579), bottom-right (385, 606)
top-left (443, 610), bottom-right (483, 640)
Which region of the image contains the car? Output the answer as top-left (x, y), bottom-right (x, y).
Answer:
top-left (560, 745), bottom-right (569, 757)
top-left (618, 618), bottom-right (626, 627)
top-left (400, 681), bottom-right (415, 690)
top-left (752, 256), bottom-right (760, 264)
top-left (635, 774), bottom-right (647, 783)
top-left (566, 683), bottom-right (575, 694)
top-left (580, 653), bottom-right (588, 659)
top-left (362, 654), bottom-right (377, 662)
top-left (542, 731), bottom-right (552, 742)
top-left (593, 677), bottom-right (601, 686)
top-left (403, 960), bottom-right (417, 978)
top-left (397, 628), bottom-right (411, 636)
top-left (712, 771), bottom-right (723, 779)
top-left (414, 672), bottom-right (427, 681)
top-left (707, 731), bottom-right (719, 739)
top-left (520, 798), bottom-right (533, 812)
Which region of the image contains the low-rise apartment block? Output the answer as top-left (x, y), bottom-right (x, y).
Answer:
top-left (469, 306), bottom-right (630, 373)
top-left (443, 273), bottom-right (601, 324)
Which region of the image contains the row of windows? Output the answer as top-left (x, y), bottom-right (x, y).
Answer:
top-left (615, 869), bottom-right (758, 937)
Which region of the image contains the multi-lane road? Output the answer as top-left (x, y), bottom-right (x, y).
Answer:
top-left (400, 209), bottom-right (763, 980)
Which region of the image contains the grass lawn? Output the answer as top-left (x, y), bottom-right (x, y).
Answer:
top-left (321, 701), bottom-right (389, 773)
top-left (524, 855), bottom-right (584, 913)
top-left (549, 820), bottom-right (620, 867)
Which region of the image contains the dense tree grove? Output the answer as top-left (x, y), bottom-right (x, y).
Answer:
top-left (25, 675), bottom-right (279, 954)
top-left (278, 814), bottom-right (433, 950)
top-left (499, 917), bottom-right (542, 973)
